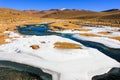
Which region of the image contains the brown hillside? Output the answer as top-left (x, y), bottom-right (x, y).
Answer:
top-left (41, 10), bottom-right (97, 19)
top-left (0, 8), bottom-right (54, 44)
top-left (23, 9), bottom-right (59, 17)
top-left (0, 8), bottom-right (120, 44)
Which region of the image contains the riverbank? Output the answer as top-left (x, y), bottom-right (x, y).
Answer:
top-left (0, 31), bottom-right (120, 80)
top-left (0, 18), bottom-right (55, 44)
top-left (1, 19), bottom-right (120, 44)
top-left (0, 67), bottom-right (43, 80)
top-left (0, 19), bottom-right (120, 80)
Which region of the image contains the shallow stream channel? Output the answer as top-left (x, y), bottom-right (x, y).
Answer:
top-left (0, 24), bottom-right (120, 80)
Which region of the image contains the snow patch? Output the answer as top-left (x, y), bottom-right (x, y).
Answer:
top-left (73, 34), bottom-right (120, 48)
top-left (0, 31), bottom-right (120, 80)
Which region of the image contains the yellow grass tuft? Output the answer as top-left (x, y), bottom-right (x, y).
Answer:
top-left (0, 34), bottom-right (9, 44)
top-left (80, 33), bottom-right (100, 37)
top-left (30, 45), bottom-right (40, 50)
top-left (54, 42), bottom-right (82, 49)
top-left (49, 22), bottom-right (83, 31)
top-left (98, 31), bottom-right (111, 35)
top-left (109, 36), bottom-right (120, 41)
top-left (78, 28), bottom-right (91, 32)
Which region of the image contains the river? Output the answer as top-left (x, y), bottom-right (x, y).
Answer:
top-left (0, 24), bottom-right (120, 80)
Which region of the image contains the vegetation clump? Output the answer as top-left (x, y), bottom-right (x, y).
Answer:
top-left (98, 31), bottom-right (111, 35)
top-left (54, 42), bottom-right (82, 49)
top-left (30, 45), bottom-right (40, 50)
top-left (80, 33), bottom-right (99, 37)
top-left (109, 36), bottom-right (120, 41)
top-left (0, 34), bottom-right (9, 44)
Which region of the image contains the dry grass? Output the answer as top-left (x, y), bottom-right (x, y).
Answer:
top-left (98, 31), bottom-right (111, 35)
top-left (54, 42), bottom-right (82, 49)
top-left (78, 28), bottom-right (91, 32)
top-left (68, 19), bottom-right (120, 27)
top-left (39, 9), bottom-right (120, 27)
top-left (0, 8), bottom-right (120, 45)
top-left (30, 45), bottom-right (40, 50)
top-left (0, 19), bottom-right (52, 44)
top-left (0, 34), bottom-right (9, 44)
top-left (109, 36), bottom-right (120, 41)
top-left (80, 33), bottom-right (100, 37)
top-left (42, 10), bottom-right (97, 19)
top-left (0, 8), bottom-right (56, 44)
top-left (49, 21), bottom-right (83, 31)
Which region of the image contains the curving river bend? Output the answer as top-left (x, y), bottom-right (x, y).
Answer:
top-left (0, 24), bottom-right (120, 80)
top-left (18, 24), bottom-right (120, 62)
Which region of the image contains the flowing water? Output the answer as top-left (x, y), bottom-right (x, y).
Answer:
top-left (0, 24), bottom-right (120, 80)
top-left (17, 24), bottom-right (120, 62)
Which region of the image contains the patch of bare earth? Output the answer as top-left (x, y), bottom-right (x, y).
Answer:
top-left (54, 42), bottom-right (82, 49)
top-left (112, 30), bottom-right (120, 32)
top-left (78, 28), bottom-right (91, 32)
top-left (109, 36), bottom-right (120, 41)
top-left (0, 34), bottom-right (9, 44)
top-left (98, 31), bottom-right (111, 35)
top-left (30, 45), bottom-right (40, 50)
top-left (49, 22), bottom-right (83, 31)
top-left (0, 18), bottom-right (55, 44)
top-left (80, 33), bottom-right (100, 37)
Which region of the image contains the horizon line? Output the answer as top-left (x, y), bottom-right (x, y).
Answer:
top-left (0, 7), bottom-right (120, 12)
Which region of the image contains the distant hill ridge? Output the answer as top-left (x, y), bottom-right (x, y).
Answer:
top-left (0, 8), bottom-right (120, 27)
top-left (1, 8), bottom-right (119, 19)
top-left (102, 9), bottom-right (119, 12)
top-left (22, 8), bottom-right (120, 19)
top-left (0, 8), bottom-right (120, 19)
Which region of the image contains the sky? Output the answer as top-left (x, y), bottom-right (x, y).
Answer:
top-left (0, 0), bottom-right (120, 11)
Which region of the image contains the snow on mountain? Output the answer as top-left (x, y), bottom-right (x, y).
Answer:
top-left (60, 8), bottom-right (67, 10)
